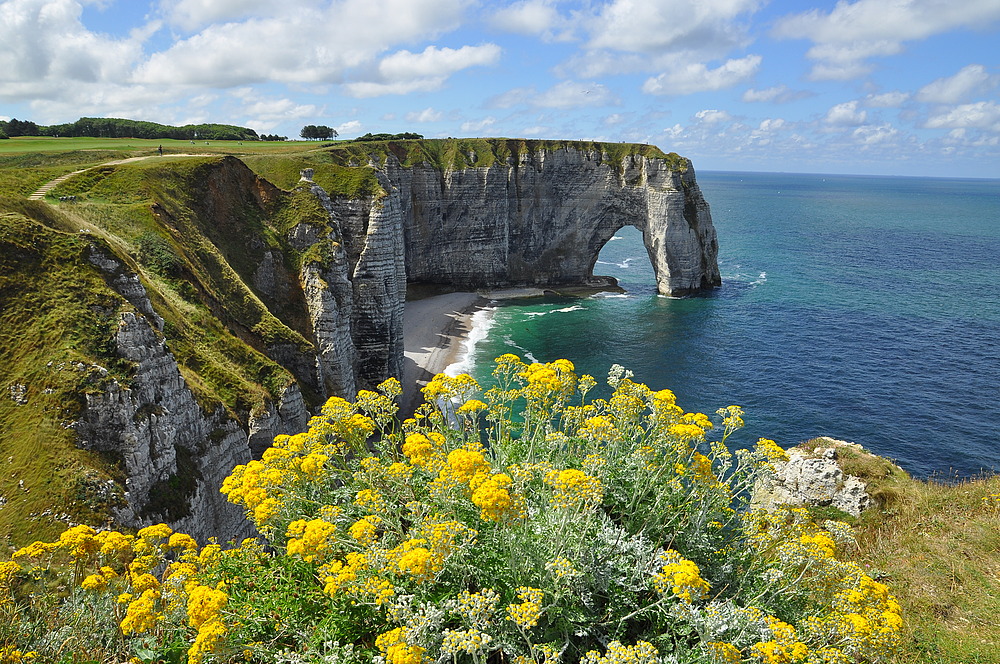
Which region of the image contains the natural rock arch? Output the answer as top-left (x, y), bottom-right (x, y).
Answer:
top-left (389, 146), bottom-right (721, 296)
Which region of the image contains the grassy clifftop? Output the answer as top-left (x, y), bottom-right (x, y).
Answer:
top-left (0, 153), bottom-right (340, 542)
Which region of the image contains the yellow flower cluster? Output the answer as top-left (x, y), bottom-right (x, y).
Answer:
top-left (544, 468), bottom-right (603, 509)
top-left (470, 472), bottom-right (524, 521)
top-left (376, 627), bottom-right (426, 664)
top-left (506, 586), bottom-right (544, 629)
top-left (756, 438), bottom-right (791, 464)
top-left (186, 584), bottom-right (228, 664)
top-left (450, 588), bottom-right (500, 624)
top-left (652, 551), bottom-right (711, 603)
top-left (0, 647), bottom-right (37, 663)
top-left (422, 372), bottom-right (481, 403)
top-left (749, 617), bottom-right (809, 663)
top-left (743, 508), bottom-right (903, 661)
top-left (441, 628), bottom-right (493, 655)
top-left (286, 518), bottom-right (338, 563)
top-left (2, 354), bottom-right (910, 664)
top-left (581, 641), bottom-right (659, 664)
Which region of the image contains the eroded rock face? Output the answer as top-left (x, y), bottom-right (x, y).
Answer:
top-left (76, 248), bottom-right (308, 542)
top-left (306, 145), bottom-right (720, 396)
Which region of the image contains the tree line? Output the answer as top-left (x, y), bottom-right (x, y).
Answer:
top-left (0, 117), bottom-right (259, 141)
top-left (0, 117), bottom-right (426, 143)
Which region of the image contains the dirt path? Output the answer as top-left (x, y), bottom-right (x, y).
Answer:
top-left (27, 153), bottom-right (213, 201)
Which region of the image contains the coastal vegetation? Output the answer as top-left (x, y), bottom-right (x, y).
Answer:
top-left (2, 358), bottom-right (904, 663)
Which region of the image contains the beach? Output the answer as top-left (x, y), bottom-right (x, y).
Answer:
top-left (401, 288), bottom-right (549, 415)
top-left (401, 291), bottom-right (486, 415)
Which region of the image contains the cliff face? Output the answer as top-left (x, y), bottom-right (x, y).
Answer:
top-left (382, 146), bottom-right (720, 297)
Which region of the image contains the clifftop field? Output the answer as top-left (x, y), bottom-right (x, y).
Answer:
top-left (1, 138), bottom-right (998, 663)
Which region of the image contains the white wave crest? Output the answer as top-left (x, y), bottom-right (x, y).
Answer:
top-left (444, 306), bottom-right (496, 376)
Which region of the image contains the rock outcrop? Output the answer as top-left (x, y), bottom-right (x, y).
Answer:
top-left (306, 141), bottom-right (721, 395)
top-left (74, 246), bottom-right (308, 542)
top-left (752, 438), bottom-right (878, 517)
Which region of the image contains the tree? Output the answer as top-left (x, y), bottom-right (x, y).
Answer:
top-left (300, 125), bottom-right (337, 140)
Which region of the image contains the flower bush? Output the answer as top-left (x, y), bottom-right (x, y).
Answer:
top-left (0, 356), bottom-right (903, 663)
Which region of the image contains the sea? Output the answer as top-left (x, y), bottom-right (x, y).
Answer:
top-left (449, 171), bottom-right (1000, 479)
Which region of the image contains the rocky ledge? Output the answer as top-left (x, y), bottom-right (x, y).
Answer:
top-left (753, 437), bottom-right (908, 517)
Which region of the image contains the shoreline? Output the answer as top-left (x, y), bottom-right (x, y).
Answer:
top-left (401, 287), bottom-right (550, 416)
top-left (401, 292), bottom-right (489, 416)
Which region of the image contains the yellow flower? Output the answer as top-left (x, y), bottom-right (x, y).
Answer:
top-left (120, 589), bottom-right (161, 635)
top-left (755, 438), bottom-right (790, 463)
top-left (286, 518), bottom-right (338, 563)
top-left (187, 584), bottom-right (228, 629)
top-left (444, 448), bottom-right (490, 484)
top-left (166, 533), bottom-right (198, 551)
top-left (58, 524), bottom-right (99, 558)
top-left (137, 523), bottom-right (173, 541)
top-left (349, 515), bottom-right (382, 545)
top-left (544, 468), bottom-right (603, 509)
top-left (652, 551), bottom-right (711, 603)
top-left (376, 627), bottom-right (425, 664)
top-left (706, 641), bottom-right (742, 664)
top-left (457, 399), bottom-right (487, 414)
top-left (506, 586), bottom-right (544, 629)
top-left (80, 573), bottom-right (108, 591)
top-left (470, 472), bottom-right (522, 521)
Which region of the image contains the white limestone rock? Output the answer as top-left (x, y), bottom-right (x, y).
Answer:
top-left (752, 440), bottom-right (874, 517)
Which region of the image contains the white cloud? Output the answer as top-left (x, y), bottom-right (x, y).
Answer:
top-left (694, 109), bottom-right (733, 124)
top-left (663, 123), bottom-right (684, 139)
top-left (0, 0), bottom-right (145, 99)
top-left (241, 96), bottom-right (318, 119)
top-left (757, 118), bottom-right (785, 132)
top-left (159, 0), bottom-right (297, 31)
top-left (490, 0), bottom-right (573, 41)
top-left (406, 107), bottom-right (444, 123)
top-left (488, 81), bottom-right (616, 109)
top-left (925, 101), bottom-right (1000, 131)
top-left (343, 44), bottom-right (500, 98)
top-left (865, 91), bottom-right (910, 107)
top-left (774, 0), bottom-right (1000, 81)
top-left (917, 64), bottom-right (995, 104)
top-left (336, 120), bottom-right (363, 136)
top-left (460, 117), bottom-right (496, 132)
top-left (852, 123), bottom-right (899, 145)
top-left (643, 55), bottom-right (761, 95)
top-left (376, 44), bottom-right (501, 82)
top-left (742, 84), bottom-right (811, 104)
top-left (588, 0), bottom-right (761, 56)
top-left (604, 113), bottom-right (624, 125)
top-left (825, 100), bottom-right (867, 126)
top-left (534, 81), bottom-right (616, 108)
top-left (522, 125), bottom-right (550, 136)
top-left (137, 0), bottom-right (473, 87)
top-left (239, 94), bottom-right (320, 131)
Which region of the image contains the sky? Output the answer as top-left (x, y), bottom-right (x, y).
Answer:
top-left (1, 0), bottom-right (999, 177)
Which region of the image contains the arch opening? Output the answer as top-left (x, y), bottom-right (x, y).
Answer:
top-left (591, 225), bottom-right (657, 292)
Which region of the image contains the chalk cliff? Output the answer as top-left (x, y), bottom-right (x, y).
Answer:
top-left (385, 144), bottom-right (720, 296)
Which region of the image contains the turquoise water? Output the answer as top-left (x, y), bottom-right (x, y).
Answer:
top-left (459, 172), bottom-right (1000, 478)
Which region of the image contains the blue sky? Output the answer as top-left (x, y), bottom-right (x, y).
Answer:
top-left (2, 0), bottom-right (999, 177)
